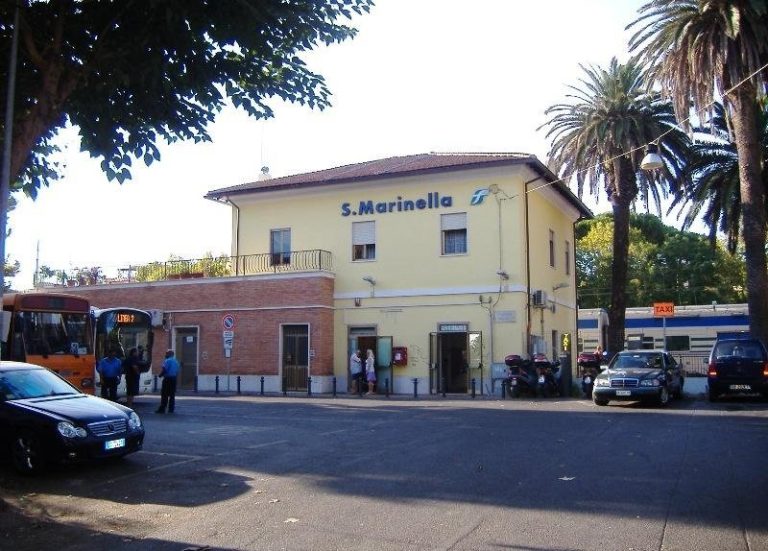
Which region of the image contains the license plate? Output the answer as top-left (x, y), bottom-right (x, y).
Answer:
top-left (729, 384), bottom-right (751, 390)
top-left (616, 390), bottom-right (632, 396)
top-left (104, 438), bottom-right (125, 451)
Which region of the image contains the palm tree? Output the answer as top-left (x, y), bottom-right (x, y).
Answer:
top-left (541, 57), bottom-right (690, 353)
top-left (669, 100), bottom-right (768, 254)
top-left (629, 0), bottom-right (768, 344)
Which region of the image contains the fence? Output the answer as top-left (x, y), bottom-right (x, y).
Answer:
top-left (672, 353), bottom-right (709, 377)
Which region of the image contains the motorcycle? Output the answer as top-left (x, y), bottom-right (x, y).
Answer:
top-left (504, 354), bottom-right (537, 397)
top-left (577, 352), bottom-right (601, 399)
top-left (532, 354), bottom-right (561, 398)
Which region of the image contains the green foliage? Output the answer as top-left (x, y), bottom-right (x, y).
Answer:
top-left (576, 213), bottom-right (747, 308)
top-left (134, 253), bottom-right (231, 282)
top-left (0, 0), bottom-right (374, 194)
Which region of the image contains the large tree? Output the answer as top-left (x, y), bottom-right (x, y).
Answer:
top-left (669, 100), bottom-right (768, 254)
top-left (0, 0), bottom-right (373, 194)
top-left (540, 57), bottom-right (690, 353)
top-left (629, 0), bottom-right (768, 344)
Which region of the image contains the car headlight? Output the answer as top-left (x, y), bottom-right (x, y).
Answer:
top-left (57, 421), bottom-right (87, 439)
top-left (595, 378), bottom-right (610, 387)
top-left (128, 411), bottom-right (142, 430)
top-left (640, 379), bottom-right (661, 387)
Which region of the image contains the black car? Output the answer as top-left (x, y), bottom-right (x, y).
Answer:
top-left (0, 361), bottom-right (145, 474)
top-left (592, 350), bottom-right (684, 407)
top-left (707, 337), bottom-right (768, 401)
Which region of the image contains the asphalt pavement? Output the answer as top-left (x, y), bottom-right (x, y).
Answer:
top-left (1, 392), bottom-right (767, 551)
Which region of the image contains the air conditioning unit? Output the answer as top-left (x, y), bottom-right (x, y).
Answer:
top-left (532, 290), bottom-right (548, 308)
top-left (147, 309), bottom-right (164, 327)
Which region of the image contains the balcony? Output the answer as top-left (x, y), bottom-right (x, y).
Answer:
top-left (35, 249), bottom-right (334, 287)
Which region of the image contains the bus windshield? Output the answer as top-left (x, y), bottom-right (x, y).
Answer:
top-left (17, 311), bottom-right (93, 356)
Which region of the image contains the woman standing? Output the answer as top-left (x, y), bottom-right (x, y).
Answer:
top-left (365, 349), bottom-right (376, 395)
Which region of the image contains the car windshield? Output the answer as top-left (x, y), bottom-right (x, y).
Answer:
top-left (611, 354), bottom-right (662, 370)
top-left (0, 368), bottom-right (81, 400)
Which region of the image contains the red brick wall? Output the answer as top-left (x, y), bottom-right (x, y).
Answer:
top-left (62, 275), bottom-right (335, 377)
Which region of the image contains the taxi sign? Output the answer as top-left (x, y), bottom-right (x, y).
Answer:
top-left (653, 302), bottom-right (675, 317)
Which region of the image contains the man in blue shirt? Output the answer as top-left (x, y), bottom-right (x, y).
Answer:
top-left (97, 348), bottom-right (122, 401)
top-left (156, 349), bottom-right (180, 414)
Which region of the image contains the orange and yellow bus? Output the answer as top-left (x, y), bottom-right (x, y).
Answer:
top-left (1, 292), bottom-right (96, 393)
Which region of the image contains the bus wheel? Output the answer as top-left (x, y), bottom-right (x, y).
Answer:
top-left (11, 433), bottom-right (45, 475)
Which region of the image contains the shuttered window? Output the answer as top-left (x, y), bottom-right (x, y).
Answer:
top-left (441, 213), bottom-right (467, 255)
top-left (352, 221), bottom-right (376, 261)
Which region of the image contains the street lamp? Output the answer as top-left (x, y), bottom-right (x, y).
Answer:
top-left (640, 142), bottom-right (664, 171)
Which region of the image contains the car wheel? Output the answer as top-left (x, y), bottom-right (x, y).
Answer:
top-left (593, 397), bottom-right (609, 406)
top-left (11, 433), bottom-right (45, 475)
top-left (657, 387), bottom-right (670, 407)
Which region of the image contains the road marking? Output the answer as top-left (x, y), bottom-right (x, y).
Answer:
top-left (245, 439), bottom-right (289, 449)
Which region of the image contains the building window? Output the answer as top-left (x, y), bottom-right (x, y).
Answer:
top-left (352, 221), bottom-right (376, 261)
top-left (549, 230), bottom-right (555, 267)
top-left (442, 213), bottom-right (467, 255)
top-left (565, 240), bottom-right (571, 276)
top-left (270, 228), bottom-right (291, 266)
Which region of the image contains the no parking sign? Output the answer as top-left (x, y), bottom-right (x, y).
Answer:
top-left (222, 314), bottom-right (235, 330)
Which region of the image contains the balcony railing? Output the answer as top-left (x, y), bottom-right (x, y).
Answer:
top-left (36, 249), bottom-right (334, 287)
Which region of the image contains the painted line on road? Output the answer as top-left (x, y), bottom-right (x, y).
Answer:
top-left (245, 439), bottom-right (290, 450)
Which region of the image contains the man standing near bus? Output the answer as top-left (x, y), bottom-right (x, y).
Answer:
top-left (156, 349), bottom-right (180, 414)
top-left (97, 348), bottom-right (122, 401)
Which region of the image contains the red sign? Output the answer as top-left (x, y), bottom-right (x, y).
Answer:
top-left (222, 314), bottom-right (235, 330)
top-left (653, 302), bottom-right (675, 317)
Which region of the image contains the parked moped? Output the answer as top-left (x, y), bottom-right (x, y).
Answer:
top-left (504, 354), bottom-right (537, 397)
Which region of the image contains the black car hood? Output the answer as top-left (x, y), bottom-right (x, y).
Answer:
top-left (600, 368), bottom-right (662, 379)
top-left (10, 395), bottom-right (131, 423)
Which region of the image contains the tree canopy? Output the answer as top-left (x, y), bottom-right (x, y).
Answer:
top-left (576, 213), bottom-right (746, 309)
top-left (0, 0), bottom-right (373, 196)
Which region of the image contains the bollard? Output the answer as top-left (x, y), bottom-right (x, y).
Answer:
top-left (153, 375), bottom-right (158, 393)
top-left (237, 375), bottom-right (241, 394)
top-left (194, 375), bottom-right (198, 393)
top-left (441, 376), bottom-right (446, 398)
top-left (385, 378), bottom-right (390, 398)
top-left (413, 377), bottom-right (418, 399)
top-left (471, 378), bottom-right (476, 399)
top-left (215, 375), bottom-right (220, 394)
top-left (283, 375), bottom-right (287, 397)
top-left (357, 377), bottom-right (362, 396)
top-left (501, 379), bottom-right (506, 399)
top-left (307, 376), bottom-right (312, 397)
top-left (332, 376), bottom-right (337, 398)
top-left (260, 376), bottom-right (265, 396)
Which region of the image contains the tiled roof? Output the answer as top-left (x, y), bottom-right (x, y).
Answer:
top-left (205, 152), bottom-right (592, 217)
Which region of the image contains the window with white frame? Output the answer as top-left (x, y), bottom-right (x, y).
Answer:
top-left (352, 221), bottom-right (376, 261)
top-left (270, 228), bottom-right (291, 265)
top-left (441, 213), bottom-right (467, 255)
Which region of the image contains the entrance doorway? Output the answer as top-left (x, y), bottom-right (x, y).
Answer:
top-left (348, 327), bottom-right (393, 393)
top-left (429, 331), bottom-right (482, 394)
top-left (174, 327), bottom-right (199, 391)
top-left (282, 324), bottom-right (309, 391)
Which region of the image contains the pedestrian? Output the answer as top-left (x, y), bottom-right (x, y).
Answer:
top-left (97, 348), bottom-right (122, 401)
top-left (350, 348), bottom-right (363, 394)
top-left (156, 349), bottom-right (180, 414)
top-left (122, 347), bottom-right (141, 407)
top-left (365, 349), bottom-right (376, 395)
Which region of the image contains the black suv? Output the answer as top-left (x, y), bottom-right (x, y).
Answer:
top-left (592, 350), bottom-right (684, 407)
top-left (707, 337), bottom-right (768, 401)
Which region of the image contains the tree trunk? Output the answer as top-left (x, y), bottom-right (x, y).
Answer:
top-left (606, 159), bottom-right (635, 354)
top-left (729, 85), bottom-right (768, 346)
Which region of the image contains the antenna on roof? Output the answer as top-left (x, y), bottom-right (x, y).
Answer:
top-left (258, 166), bottom-right (271, 181)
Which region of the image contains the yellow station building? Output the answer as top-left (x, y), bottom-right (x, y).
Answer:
top-left (205, 152), bottom-right (592, 395)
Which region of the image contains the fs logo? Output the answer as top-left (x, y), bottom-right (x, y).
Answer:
top-left (470, 188), bottom-right (490, 206)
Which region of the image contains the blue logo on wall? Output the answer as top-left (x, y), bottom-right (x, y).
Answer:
top-left (470, 188), bottom-right (490, 206)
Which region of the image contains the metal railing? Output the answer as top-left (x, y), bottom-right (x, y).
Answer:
top-left (37, 249), bottom-right (334, 287)
top-left (672, 353), bottom-right (710, 377)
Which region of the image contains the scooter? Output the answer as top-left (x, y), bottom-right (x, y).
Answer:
top-left (577, 352), bottom-right (601, 399)
top-left (504, 354), bottom-right (537, 397)
top-left (532, 354), bottom-right (561, 398)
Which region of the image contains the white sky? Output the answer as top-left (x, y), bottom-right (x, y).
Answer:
top-left (8, 0), bottom-right (649, 289)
